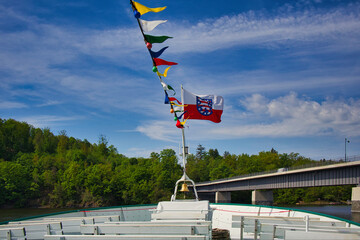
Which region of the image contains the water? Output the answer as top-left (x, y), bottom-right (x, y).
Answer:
top-left (283, 205), bottom-right (360, 223)
top-left (1, 205), bottom-right (359, 224)
top-left (0, 208), bottom-right (77, 223)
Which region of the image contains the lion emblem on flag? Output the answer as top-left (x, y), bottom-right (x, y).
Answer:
top-left (196, 96), bottom-right (213, 116)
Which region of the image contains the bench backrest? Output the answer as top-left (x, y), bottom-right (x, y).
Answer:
top-left (44, 235), bottom-right (207, 240)
top-left (0, 227), bottom-right (26, 240)
top-left (80, 223), bottom-right (211, 236)
top-left (151, 201), bottom-right (210, 221)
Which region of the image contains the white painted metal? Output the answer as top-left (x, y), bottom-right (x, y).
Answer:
top-left (44, 235), bottom-right (207, 240)
top-left (0, 227), bottom-right (25, 240)
top-left (1, 203), bottom-right (360, 240)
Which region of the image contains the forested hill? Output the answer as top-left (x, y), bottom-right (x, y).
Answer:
top-left (0, 118), bottom-right (352, 208)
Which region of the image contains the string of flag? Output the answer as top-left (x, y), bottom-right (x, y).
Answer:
top-left (130, 0), bottom-right (224, 128)
top-left (130, 0), bottom-right (187, 128)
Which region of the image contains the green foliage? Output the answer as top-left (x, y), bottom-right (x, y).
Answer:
top-left (274, 188), bottom-right (305, 205)
top-left (0, 118), bottom-right (34, 161)
top-left (0, 161), bottom-right (33, 206)
top-left (0, 118), bottom-right (353, 208)
top-left (32, 128), bottom-right (58, 154)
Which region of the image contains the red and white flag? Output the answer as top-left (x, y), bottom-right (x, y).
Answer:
top-left (182, 88), bottom-right (224, 123)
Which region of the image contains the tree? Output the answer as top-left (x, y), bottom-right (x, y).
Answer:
top-left (223, 151), bottom-right (230, 158)
top-left (196, 144), bottom-right (206, 159)
top-left (208, 148), bottom-right (220, 159)
top-left (0, 161), bottom-right (33, 206)
top-left (270, 148), bottom-right (278, 154)
top-left (97, 134), bottom-right (109, 156)
top-left (57, 130), bottom-right (69, 154)
top-left (32, 128), bottom-right (58, 154)
top-left (0, 118), bottom-right (34, 161)
top-left (57, 162), bottom-right (85, 206)
top-left (84, 164), bottom-right (113, 205)
top-left (258, 151), bottom-right (279, 171)
top-left (0, 118), bottom-right (354, 208)
top-left (209, 163), bottom-right (230, 180)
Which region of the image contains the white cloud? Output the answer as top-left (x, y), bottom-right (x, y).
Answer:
top-left (36, 100), bottom-right (62, 107)
top-left (0, 1), bottom-right (359, 125)
top-left (0, 101), bottom-right (27, 109)
top-left (135, 93), bottom-right (360, 142)
top-left (213, 93), bottom-right (360, 138)
top-left (240, 94), bottom-right (268, 113)
top-left (18, 115), bottom-right (82, 128)
top-left (136, 120), bottom-right (180, 143)
top-left (167, 2), bottom-right (360, 54)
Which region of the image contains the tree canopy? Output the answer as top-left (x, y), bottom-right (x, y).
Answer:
top-left (0, 118), bottom-right (352, 207)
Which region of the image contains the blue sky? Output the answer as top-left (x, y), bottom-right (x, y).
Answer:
top-left (1, 0), bottom-right (360, 160)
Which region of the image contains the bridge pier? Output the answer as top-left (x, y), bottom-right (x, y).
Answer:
top-left (215, 191), bottom-right (231, 203)
top-left (198, 192), bottom-right (215, 202)
top-left (352, 187), bottom-right (360, 212)
top-left (252, 190), bottom-right (273, 206)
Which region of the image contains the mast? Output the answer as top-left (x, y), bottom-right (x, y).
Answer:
top-left (170, 85), bottom-right (199, 201)
top-left (181, 85), bottom-right (186, 172)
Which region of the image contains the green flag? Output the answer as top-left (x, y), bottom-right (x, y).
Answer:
top-left (144, 34), bottom-right (172, 44)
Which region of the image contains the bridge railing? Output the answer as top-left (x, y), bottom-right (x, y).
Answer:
top-left (196, 155), bottom-right (360, 185)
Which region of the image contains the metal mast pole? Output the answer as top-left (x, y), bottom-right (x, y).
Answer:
top-left (170, 85), bottom-right (199, 201)
top-left (181, 85), bottom-right (186, 172)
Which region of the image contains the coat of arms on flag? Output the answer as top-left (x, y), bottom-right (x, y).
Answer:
top-left (196, 97), bottom-right (213, 116)
top-left (182, 88), bottom-right (224, 123)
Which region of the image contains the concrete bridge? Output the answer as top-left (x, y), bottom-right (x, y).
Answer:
top-left (194, 160), bottom-right (360, 212)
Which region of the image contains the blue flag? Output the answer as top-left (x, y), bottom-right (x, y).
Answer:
top-left (150, 46), bottom-right (169, 59)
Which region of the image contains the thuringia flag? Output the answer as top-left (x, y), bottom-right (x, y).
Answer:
top-left (182, 88), bottom-right (224, 123)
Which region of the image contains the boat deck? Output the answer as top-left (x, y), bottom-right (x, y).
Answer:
top-left (1, 203), bottom-right (360, 240)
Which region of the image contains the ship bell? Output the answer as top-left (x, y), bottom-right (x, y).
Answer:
top-left (180, 183), bottom-right (189, 192)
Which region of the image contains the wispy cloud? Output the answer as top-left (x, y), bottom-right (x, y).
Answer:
top-left (136, 120), bottom-right (180, 143)
top-left (1, 1), bottom-right (359, 115)
top-left (18, 115), bottom-right (82, 128)
top-left (1, 1), bottom-right (359, 161)
top-left (36, 100), bottom-right (62, 107)
top-left (167, 2), bottom-right (360, 54)
top-left (0, 101), bottom-right (27, 109)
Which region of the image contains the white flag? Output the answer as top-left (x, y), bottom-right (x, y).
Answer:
top-left (139, 19), bottom-right (167, 32)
